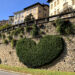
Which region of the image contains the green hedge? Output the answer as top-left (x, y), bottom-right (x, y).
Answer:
top-left (55, 18), bottom-right (74, 35)
top-left (16, 35), bottom-right (64, 68)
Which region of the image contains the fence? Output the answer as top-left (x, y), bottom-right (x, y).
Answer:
top-left (0, 11), bottom-right (75, 33)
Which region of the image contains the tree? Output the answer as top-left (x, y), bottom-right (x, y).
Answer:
top-left (24, 14), bottom-right (35, 33)
top-left (24, 14), bottom-right (35, 23)
top-left (31, 24), bottom-right (39, 37)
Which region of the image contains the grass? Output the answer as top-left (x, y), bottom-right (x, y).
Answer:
top-left (0, 64), bottom-right (75, 75)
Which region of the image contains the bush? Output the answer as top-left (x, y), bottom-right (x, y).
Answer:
top-left (8, 35), bottom-right (13, 41)
top-left (0, 24), bottom-right (11, 31)
top-left (19, 34), bottom-right (23, 38)
top-left (2, 34), bottom-right (6, 39)
top-left (3, 39), bottom-right (9, 45)
top-left (11, 28), bottom-right (24, 37)
top-left (26, 25), bottom-right (30, 32)
top-left (31, 24), bottom-right (39, 37)
top-left (7, 31), bottom-right (10, 35)
top-left (11, 39), bottom-right (17, 48)
top-left (20, 27), bottom-right (25, 34)
top-left (16, 35), bottom-right (64, 68)
top-left (13, 29), bottom-right (20, 36)
top-left (55, 18), bottom-right (74, 35)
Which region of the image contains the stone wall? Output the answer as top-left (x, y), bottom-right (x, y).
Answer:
top-left (0, 20), bottom-right (75, 72)
top-left (68, 18), bottom-right (75, 24)
top-left (0, 42), bottom-right (26, 67)
top-left (40, 22), bottom-right (75, 72)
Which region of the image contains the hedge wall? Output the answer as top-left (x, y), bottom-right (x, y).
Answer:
top-left (16, 35), bottom-right (64, 68)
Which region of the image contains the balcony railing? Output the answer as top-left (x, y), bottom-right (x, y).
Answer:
top-left (0, 11), bottom-right (75, 33)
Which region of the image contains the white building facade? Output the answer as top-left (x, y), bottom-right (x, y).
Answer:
top-left (48, 0), bottom-right (75, 16)
top-left (14, 10), bottom-right (25, 25)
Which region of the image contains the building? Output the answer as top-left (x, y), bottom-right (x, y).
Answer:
top-left (0, 20), bottom-right (8, 26)
top-left (14, 10), bottom-right (25, 25)
top-left (47, 0), bottom-right (75, 16)
top-left (13, 2), bottom-right (49, 25)
top-left (9, 16), bottom-right (14, 25)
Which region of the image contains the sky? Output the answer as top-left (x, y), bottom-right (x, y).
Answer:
top-left (0, 0), bottom-right (49, 20)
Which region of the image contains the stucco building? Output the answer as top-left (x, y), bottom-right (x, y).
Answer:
top-left (12, 2), bottom-right (49, 25)
top-left (9, 16), bottom-right (14, 25)
top-left (0, 20), bottom-right (8, 26)
top-left (47, 0), bottom-right (75, 16)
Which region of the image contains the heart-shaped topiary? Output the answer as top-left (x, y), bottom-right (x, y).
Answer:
top-left (16, 35), bottom-right (64, 68)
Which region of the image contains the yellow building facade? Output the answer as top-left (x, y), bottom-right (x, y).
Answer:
top-left (13, 3), bottom-right (49, 25)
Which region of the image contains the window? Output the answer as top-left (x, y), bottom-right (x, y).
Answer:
top-left (44, 13), bottom-right (46, 16)
top-left (44, 8), bottom-right (47, 11)
top-left (51, 4), bottom-right (53, 9)
top-left (63, 2), bottom-right (68, 10)
top-left (33, 8), bottom-right (36, 13)
top-left (21, 20), bottom-right (24, 23)
top-left (27, 11), bottom-right (29, 15)
top-left (15, 22), bottom-right (16, 24)
top-left (54, 1), bottom-right (56, 7)
top-left (17, 14), bottom-right (19, 18)
top-left (15, 15), bottom-right (17, 19)
top-left (72, 0), bottom-right (75, 5)
top-left (57, 9), bottom-right (59, 14)
top-left (19, 14), bottom-right (20, 18)
top-left (57, 0), bottom-right (59, 5)
top-left (22, 15), bottom-right (24, 18)
top-left (54, 11), bottom-right (56, 15)
top-left (30, 9), bottom-right (32, 13)
top-left (20, 13), bottom-right (23, 18)
top-left (39, 10), bottom-right (41, 13)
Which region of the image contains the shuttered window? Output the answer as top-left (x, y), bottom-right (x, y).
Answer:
top-left (72, 0), bottom-right (75, 5)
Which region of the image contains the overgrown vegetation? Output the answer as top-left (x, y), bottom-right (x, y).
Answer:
top-left (11, 27), bottom-right (24, 37)
top-left (2, 34), bottom-right (6, 39)
top-left (11, 39), bottom-right (17, 48)
top-left (24, 14), bottom-right (35, 33)
top-left (31, 24), bottom-right (39, 37)
top-left (7, 35), bottom-right (13, 42)
top-left (55, 18), bottom-right (74, 35)
top-left (19, 34), bottom-right (23, 39)
top-left (3, 39), bottom-right (9, 45)
top-left (16, 35), bottom-right (64, 68)
top-left (0, 24), bottom-right (11, 31)
top-left (24, 14), bottom-right (35, 23)
top-left (25, 25), bottom-right (31, 32)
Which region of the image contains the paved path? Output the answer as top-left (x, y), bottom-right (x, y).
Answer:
top-left (0, 70), bottom-right (25, 75)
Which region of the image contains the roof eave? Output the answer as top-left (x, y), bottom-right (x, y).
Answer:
top-left (14, 10), bottom-right (25, 14)
top-left (47, 0), bottom-right (53, 3)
